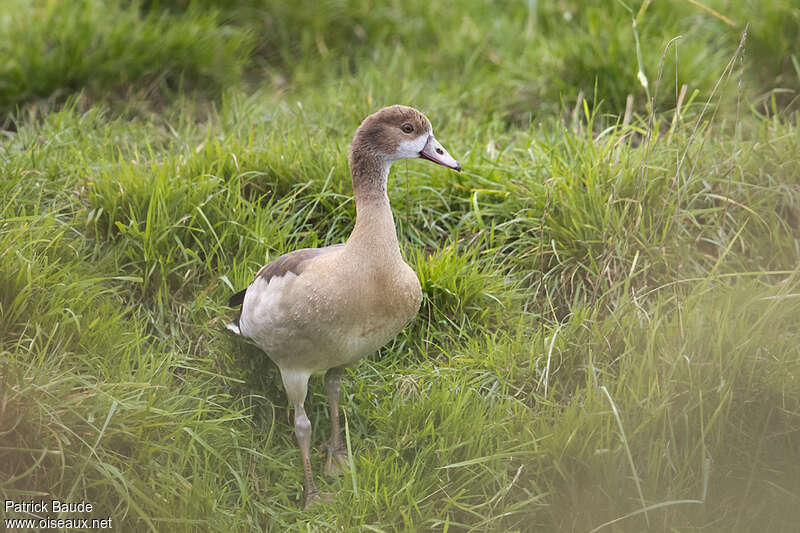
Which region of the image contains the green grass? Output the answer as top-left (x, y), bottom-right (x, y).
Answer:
top-left (2, 0), bottom-right (799, 531)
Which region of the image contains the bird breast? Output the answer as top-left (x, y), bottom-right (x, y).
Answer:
top-left (335, 261), bottom-right (422, 364)
top-left (240, 258), bottom-right (422, 371)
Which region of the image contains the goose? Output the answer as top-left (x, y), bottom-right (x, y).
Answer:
top-left (226, 105), bottom-right (461, 508)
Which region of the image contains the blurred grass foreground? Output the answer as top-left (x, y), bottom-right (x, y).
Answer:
top-left (1, 0), bottom-right (799, 531)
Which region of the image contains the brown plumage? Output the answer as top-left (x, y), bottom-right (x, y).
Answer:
top-left (226, 105), bottom-right (460, 508)
top-left (350, 106), bottom-right (432, 162)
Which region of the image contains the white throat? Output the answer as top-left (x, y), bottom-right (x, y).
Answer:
top-left (392, 132), bottom-right (430, 162)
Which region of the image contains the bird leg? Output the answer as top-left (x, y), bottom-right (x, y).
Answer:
top-left (324, 366), bottom-right (349, 476)
top-left (282, 370), bottom-right (331, 508)
top-left (292, 404), bottom-right (322, 508)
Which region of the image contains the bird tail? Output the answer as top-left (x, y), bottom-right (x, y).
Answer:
top-left (226, 288), bottom-right (247, 336)
top-left (226, 320), bottom-right (242, 335)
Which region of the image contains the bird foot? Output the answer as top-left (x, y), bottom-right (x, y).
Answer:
top-left (304, 489), bottom-right (335, 509)
top-left (324, 445), bottom-right (349, 476)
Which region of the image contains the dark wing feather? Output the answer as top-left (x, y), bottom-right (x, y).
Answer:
top-left (228, 289), bottom-right (247, 307)
top-left (254, 244), bottom-right (344, 284)
top-left (226, 244), bottom-right (344, 309)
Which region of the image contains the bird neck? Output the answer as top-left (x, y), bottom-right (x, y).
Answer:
top-left (346, 152), bottom-right (402, 262)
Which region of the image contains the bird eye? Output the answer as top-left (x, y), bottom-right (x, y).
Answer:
top-left (401, 123), bottom-right (414, 134)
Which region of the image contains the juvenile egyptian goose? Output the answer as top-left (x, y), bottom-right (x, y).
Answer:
top-left (226, 105), bottom-right (460, 508)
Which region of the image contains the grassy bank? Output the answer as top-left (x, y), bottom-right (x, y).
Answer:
top-left (2, 1), bottom-right (799, 531)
